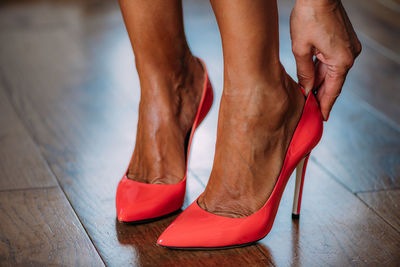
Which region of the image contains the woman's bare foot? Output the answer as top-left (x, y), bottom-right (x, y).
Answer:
top-left (127, 55), bottom-right (205, 184)
top-left (197, 71), bottom-right (305, 217)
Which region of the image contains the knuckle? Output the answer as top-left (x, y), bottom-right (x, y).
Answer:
top-left (353, 40), bottom-right (362, 57)
top-left (292, 43), bottom-right (309, 58)
top-left (337, 50), bottom-right (354, 69)
top-left (343, 58), bottom-right (354, 69)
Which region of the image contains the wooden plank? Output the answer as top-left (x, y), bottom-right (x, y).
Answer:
top-left (0, 187), bottom-right (104, 266)
top-left (358, 189), bottom-right (400, 232)
top-left (0, 80), bottom-right (58, 190)
top-left (256, 162), bottom-right (400, 266)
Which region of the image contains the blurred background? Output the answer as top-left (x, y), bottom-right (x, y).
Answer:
top-left (0, 0), bottom-right (399, 266)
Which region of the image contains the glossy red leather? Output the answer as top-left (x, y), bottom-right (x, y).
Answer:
top-left (157, 89), bottom-right (323, 248)
top-left (116, 59), bottom-right (214, 223)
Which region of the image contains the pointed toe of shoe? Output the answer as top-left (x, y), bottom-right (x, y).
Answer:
top-left (116, 176), bottom-right (186, 222)
top-left (156, 211), bottom-right (209, 248)
top-left (117, 209), bottom-right (134, 222)
top-left (156, 202), bottom-right (219, 248)
top-left (157, 200), bottom-right (271, 249)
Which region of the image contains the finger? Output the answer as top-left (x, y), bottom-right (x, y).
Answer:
top-left (316, 68), bottom-right (347, 121)
top-left (292, 43), bottom-right (315, 94)
top-left (314, 59), bottom-right (328, 90)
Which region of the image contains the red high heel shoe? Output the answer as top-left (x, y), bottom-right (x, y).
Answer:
top-left (116, 58), bottom-right (214, 223)
top-left (157, 88), bottom-right (323, 248)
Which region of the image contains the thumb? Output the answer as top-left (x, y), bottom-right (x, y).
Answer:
top-left (293, 44), bottom-right (315, 94)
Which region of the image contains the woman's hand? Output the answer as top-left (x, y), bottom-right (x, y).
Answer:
top-left (290, 0), bottom-right (362, 120)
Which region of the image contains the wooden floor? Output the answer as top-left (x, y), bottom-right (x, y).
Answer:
top-left (0, 0), bottom-right (399, 266)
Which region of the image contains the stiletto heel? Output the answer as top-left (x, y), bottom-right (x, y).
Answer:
top-left (115, 58), bottom-right (214, 223)
top-left (157, 86), bottom-right (323, 249)
top-left (292, 153), bottom-right (310, 219)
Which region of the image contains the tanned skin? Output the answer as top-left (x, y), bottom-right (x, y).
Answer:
top-left (119, 0), bottom-right (361, 217)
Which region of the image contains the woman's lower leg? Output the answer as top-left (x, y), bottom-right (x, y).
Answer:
top-left (119, 0), bottom-right (204, 184)
top-left (197, 0), bottom-right (305, 217)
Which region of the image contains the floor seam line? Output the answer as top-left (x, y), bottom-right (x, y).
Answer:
top-left (0, 185), bottom-right (59, 193)
top-left (311, 155), bottom-right (400, 235)
top-left (310, 156), bottom-right (355, 194)
top-left (355, 195), bottom-right (400, 234)
top-left (255, 244), bottom-right (276, 266)
top-left (355, 187), bottom-right (400, 194)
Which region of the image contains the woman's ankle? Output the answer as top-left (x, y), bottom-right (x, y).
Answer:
top-left (221, 64), bottom-right (303, 131)
top-left (136, 51), bottom-right (203, 97)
